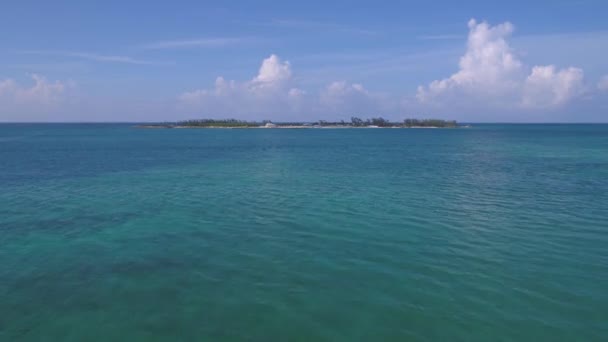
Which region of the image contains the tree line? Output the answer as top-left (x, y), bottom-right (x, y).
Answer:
top-left (177, 119), bottom-right (258, 127)
top-left (169, 117), bottom-right (458, 128)
top-left (340, 117), bottom-right (457, 127)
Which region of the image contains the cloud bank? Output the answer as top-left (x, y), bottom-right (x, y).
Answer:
top-left (417, 19), bottom-right (586, 110)
top-left (179, 19), bottom-right (602, 122)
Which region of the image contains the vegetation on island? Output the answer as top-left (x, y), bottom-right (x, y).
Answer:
top-left (347, 117), bottom-right (457, 128)
top-left (402, 118), bottom-right (457, 128)
top-left (139, 117), bottom-right (460, 128)
top-left (177, 119), bottom-right (258, 128)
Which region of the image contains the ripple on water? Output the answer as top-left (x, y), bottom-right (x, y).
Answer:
top-left (1, 124), bottom-right (607, 340)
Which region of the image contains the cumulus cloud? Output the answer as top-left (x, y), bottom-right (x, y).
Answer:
top-left (522, 66), bottom-right (584, 107)
top-left (322, 81), bottom-right (369, 102)
top-left (179, 54), bottom-right (305, 119)
top-left (179, 54), bottom-right (389, 120)
top-left (417, 19), bottom-right (586, 109)
top-left (0, 74), bottom-right (70, 121)
top-left (251, 54), bottom-right (292, 86)
top-left (0, 74), bottom-right (66, 105)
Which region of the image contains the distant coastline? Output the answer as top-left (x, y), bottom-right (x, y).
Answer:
top-left (137, 117), bottom-right (465, 129)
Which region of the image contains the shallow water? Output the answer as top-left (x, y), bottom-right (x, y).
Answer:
top-left (1, 124), bottom-right (607, 341)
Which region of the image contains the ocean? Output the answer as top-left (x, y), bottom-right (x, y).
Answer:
top-left (1, 124), bottom-right (607, 341)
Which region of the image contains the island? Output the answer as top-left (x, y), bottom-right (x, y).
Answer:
top-left (137, 117), bottom-right (462, 129)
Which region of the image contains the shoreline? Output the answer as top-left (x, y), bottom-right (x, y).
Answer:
top-left (136, 125), bottom-right (467, 129)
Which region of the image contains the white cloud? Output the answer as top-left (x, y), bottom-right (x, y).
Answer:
top-left (250, 54), bottom-right (293, 90)
top-left (320, 81), bottom-right (369, 108)
top-left (522, 65), bottom-right (584, 107)
top-left (417, 19), bottom-right (586, 109)
top-left (417, 19), bottom-right (523, 104)
top-left (0, 74), bottom-right (65, 105)
top-left (178, 54), bottom-right (306, 119)
top-left (317, 81), bottom-right (398, 117)
top-left (179, 54), bottom-right (392, 120)
top-left (598, 75), bottom-right (608, 92)
top-left (180, 54), bottom-right (297, 100)
top-left (0, 74), bottom-right (70, 120)
top-left (288, 88), bottom-right (305, 98)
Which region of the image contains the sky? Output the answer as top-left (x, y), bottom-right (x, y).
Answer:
top-left (1, 0), bottom-right (608, 122)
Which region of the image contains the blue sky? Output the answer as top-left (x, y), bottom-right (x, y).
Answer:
top-left (1, 0), bottom-right (607, 122)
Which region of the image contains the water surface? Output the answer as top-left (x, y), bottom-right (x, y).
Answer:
top-left (1, 124), bottom-right (607, 341)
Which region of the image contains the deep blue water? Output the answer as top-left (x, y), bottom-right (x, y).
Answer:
top-left (1, 124), bottom-right (607, 341)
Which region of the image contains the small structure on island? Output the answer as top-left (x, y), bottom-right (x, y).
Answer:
top-left (264, 122), bottom-right (277, 128)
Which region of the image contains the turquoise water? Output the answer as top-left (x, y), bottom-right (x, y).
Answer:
top-left (1, 124), bottom-right (607, 341)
